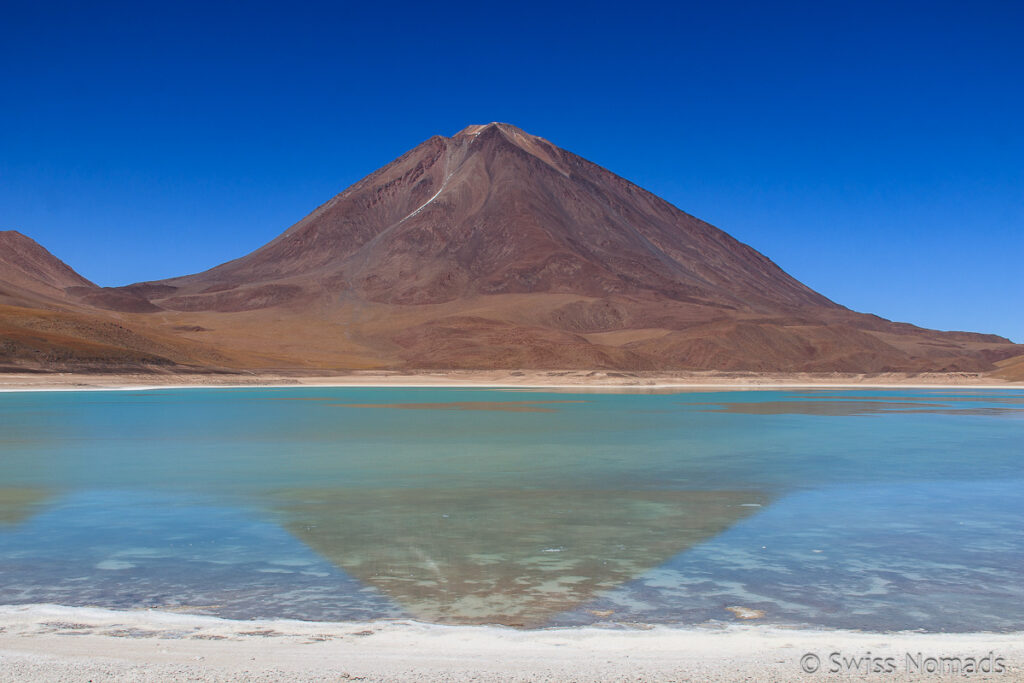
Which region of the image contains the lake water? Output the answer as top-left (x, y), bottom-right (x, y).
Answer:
top-left (0, 387), bottom-right (1021, 631)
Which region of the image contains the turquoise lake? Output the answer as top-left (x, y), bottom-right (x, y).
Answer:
top-left (0, 387), bottom-right (1021, 631)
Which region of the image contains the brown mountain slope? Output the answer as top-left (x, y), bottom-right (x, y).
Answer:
top-left (993, 355), bottom-right (1024, 381)
top-left (0, 231), bottom-right (95, 307)
top-left (7, 124), bottom-right (1022, 373)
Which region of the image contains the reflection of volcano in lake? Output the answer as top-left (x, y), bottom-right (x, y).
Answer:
top-left (273, 488), bottom-right (768, 626)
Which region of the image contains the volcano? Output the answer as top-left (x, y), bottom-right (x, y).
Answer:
top-left (148, 123), bottom-right (832, 312)
top-left (3, 123), bottom-right (1021, 373)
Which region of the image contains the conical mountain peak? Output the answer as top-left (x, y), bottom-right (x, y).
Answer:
top-left (451, 122), bottom-right (562, 169)
top-left (142, 122), bottom-right (832, 311)
top-left (454, 121), bottom-right (529, 138)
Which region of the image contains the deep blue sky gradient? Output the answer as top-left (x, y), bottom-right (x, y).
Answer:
top-left (2, 1), bottom-right (1021, 340)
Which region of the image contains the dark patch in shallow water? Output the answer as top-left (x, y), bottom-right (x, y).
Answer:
top-left (697, 394), bottom-right (1024, 417)
top-left (331, 400), bottom-right (587, 413)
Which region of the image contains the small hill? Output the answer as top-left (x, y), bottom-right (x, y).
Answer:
top-left (0, 233), bottom-right (233, 372)
top-left (0, 231), bottom-right (95, 306)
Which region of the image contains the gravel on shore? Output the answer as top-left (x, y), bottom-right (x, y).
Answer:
top-left (1, 605), bottom-right (1021, 682)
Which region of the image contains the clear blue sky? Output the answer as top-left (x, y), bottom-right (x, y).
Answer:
top-left (2, 1), bottom-right (1021, 341)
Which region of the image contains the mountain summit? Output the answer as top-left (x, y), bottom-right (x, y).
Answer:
top-left (142, 122), bottom-right (834, 313)
top-left (2, 125), bottom-right (1020, 373)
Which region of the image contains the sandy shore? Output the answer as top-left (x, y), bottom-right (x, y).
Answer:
top-left (0, 369), bottom-right (1021, 392)
top-left (0, 605), bottom-right (1020, 682)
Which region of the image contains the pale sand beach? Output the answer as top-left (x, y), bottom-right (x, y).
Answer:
top-left (0, 605), bottom-right (1021, 682)
top-left (0, 369), bottom-right (1021, 392)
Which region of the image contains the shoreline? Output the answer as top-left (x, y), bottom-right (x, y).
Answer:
top-left (0, 369), bottom-right (1021, 392)
top-left (1, 604), bottom-right (1022, 682)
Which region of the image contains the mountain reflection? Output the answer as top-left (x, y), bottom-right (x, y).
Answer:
top-left (272, 488), bottom-right (769, 626)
